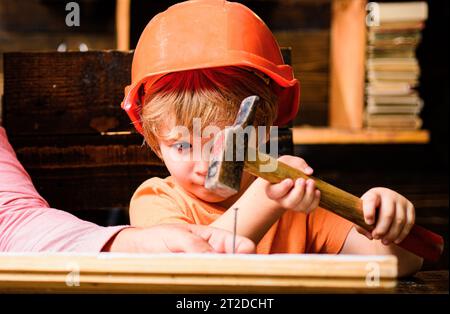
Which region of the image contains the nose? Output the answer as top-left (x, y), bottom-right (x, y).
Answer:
top-left (194, 161), bottom-right (209, 177)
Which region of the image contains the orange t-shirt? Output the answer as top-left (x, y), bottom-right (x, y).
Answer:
top-left (129, 176), bottom-right (354, 254)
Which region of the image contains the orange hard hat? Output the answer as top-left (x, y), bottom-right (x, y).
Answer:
top-left (122, 0), bottom-right (300, 134)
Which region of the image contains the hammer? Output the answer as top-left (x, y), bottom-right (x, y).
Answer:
top-left (205, 96), bottom-right (444, 262)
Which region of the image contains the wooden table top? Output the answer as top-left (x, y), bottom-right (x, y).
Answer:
top-left (396, 270), bottom-right (448, 294)
top-left (0, 253), bottom-right (447, 294)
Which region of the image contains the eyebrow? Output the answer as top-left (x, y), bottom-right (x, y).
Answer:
top-left (160, 128), bottom-right (185, 142)
top-left (161, 134), bottom-right (189, 145)
top-left (164, 134), bottom-right (182, 142)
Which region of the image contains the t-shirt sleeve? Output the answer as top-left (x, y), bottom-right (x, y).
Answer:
top-left (306, 207), bottom-right (354, 254)
top-left (129, 178), bottom-right (195, 227)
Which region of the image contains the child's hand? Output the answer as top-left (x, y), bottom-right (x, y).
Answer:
top-left (357, 187), bottom-right (415, 245)
top-left (262, 155), bottom-right (321, 213)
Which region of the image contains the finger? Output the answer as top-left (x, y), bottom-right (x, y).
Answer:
top-left (219, 233), bottom-right (256, 254)
top-left (361, 192), bottom-right (381, 226)
top-left (279, 156), bottom-right (313, 175)
top-left (372, 199), bottom-right (395, 240)
top-left (189, 224), bottom-right (256, 254)
top-left (302, 164), bottom-right (313, 175)
top-left (165, 227), bottom-right (214, 253)
top-left (306, 189), bottom-right (321, 214)
top-left (395, 202), bottom-right (415, 244)
top-left (282, 178), bottom-right (306, 209)
top-left (265, 179), bottom-right (293, 200)
top-left (233, 235), bottom-right (256, 254)
top-left (296, 179), bottom-right (316, 211)
top-left (355, 225), bottom-right (373, 240)
top-left (208, 229), bottom-right (256, 254)
top-left (382, 203), bottom-right (406, 245)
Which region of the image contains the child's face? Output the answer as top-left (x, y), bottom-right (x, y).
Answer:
top-left (158, 125), bottom-right (228, 203)
top-left (158, 123), bottom-right (253, 205)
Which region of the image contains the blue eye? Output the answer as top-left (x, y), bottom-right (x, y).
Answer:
top-left (172, 142), bottom-right (192, 153)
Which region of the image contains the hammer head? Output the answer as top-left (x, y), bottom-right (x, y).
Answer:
top-left (204, 95), bottom-right (259, 198)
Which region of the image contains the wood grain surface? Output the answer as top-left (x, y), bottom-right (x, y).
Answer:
top-left (0, 253), bottom-right (397, 293)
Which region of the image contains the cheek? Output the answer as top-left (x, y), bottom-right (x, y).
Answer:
top-left (166, 161), bottom-right (192, 179)
top-left (160, 149), bottom-right (193, 179)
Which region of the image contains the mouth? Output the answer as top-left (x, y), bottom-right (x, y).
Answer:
top-left (192, 181), bottom-right (206, 188)
top-left (192, 177), bottom-right (207, 187)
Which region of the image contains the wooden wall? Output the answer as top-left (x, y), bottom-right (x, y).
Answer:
top-left (0, 0), bottom-right (117, 119)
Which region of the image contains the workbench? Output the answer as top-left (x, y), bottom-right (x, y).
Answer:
top-left (0, 253), bottom-right (447, 294)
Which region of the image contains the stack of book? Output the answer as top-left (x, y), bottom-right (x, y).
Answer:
top-left (365, 1), bottom-right (428, 130)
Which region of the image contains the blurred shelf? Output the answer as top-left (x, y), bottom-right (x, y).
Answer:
top-left (292, 127), bottom-right (430, 144)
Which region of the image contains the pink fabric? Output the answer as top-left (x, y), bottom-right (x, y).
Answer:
top-left (0, 127), bottom-right (128, 252)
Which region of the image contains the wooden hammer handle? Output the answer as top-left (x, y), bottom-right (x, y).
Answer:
top-left (244, 151), bottom-right (444, 262)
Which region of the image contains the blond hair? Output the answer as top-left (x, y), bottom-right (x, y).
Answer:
top-left (141, 66), bottom-right (278, 157)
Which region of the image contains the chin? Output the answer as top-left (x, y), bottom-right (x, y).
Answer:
top-left (198, 193), bottom-right (228, 203)
top-left (192, 185), bottom-right (228, 203)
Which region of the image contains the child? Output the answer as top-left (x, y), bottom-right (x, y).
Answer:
top-left (121, 0), bottom-right (422, 276)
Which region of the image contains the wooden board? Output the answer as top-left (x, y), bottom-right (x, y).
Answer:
top-left (292, 127), bottom-right (430, 144)
top-left (0, 253), bottom-right (397, 293)
top-left (3, 51), bottom-right (133, 136)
